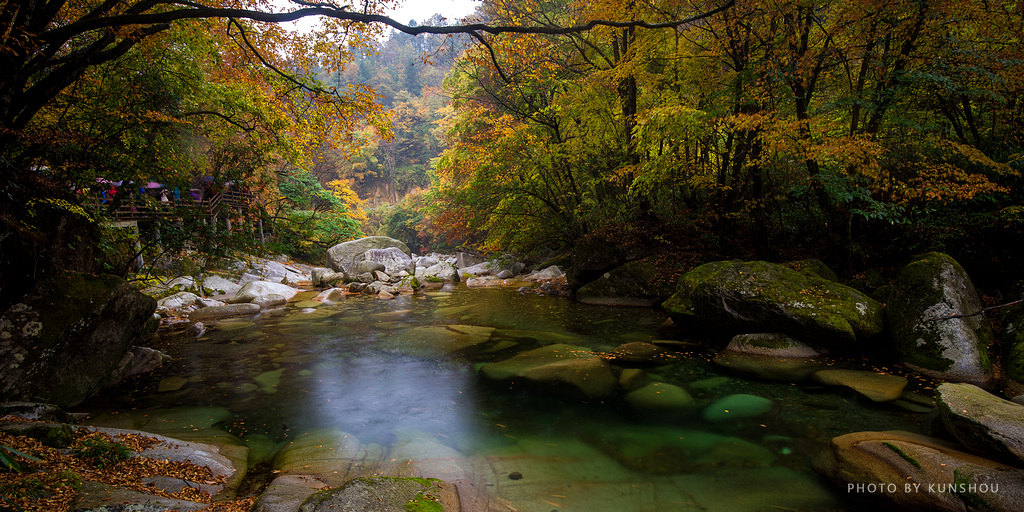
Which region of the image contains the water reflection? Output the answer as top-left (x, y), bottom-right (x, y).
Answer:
top-left (77, 287), bottom-right (931, 511)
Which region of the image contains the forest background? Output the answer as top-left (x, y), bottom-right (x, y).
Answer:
top-left (1, 0), bottom-right (1022, 306)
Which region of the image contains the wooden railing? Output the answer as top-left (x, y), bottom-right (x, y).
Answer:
top-left (100, 190), bottom-right (253, 221)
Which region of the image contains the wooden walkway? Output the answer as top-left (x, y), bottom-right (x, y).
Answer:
top-left (104, 190), bottom-right (252, 221)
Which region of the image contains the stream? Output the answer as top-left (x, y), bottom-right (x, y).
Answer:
top-left (76, 286), bottom-right (929, 511)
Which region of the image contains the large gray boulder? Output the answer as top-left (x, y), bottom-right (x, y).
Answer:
top-left (937, 382), bottom-right (1024, 466)
top-left (157, 291), bottom-right (199, 309)
top-left (576, 260), bottom-right (674, 307)
top-left (888, 252), bottom-right (994, 386)
top-left (227, 281), bottom-right (298, 304)
top-left (326, 236), bottom-right (410, 273)
top-left (815, 430), bottom-right (1024, 512)
top-left (0, 272), bottom-right (156, 407)
top-left (662, 260), bottom-right (884, 348)
top-left (363, 247), bottom-right (414, 276)
top-left (419, 262), bottom-right (460, 283)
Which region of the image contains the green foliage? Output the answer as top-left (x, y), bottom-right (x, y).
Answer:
top-left (1, 444), bottom-right (42, 473)
top-left (71, 435), bottom-right (131, 469)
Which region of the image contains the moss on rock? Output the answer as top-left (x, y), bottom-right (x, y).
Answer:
top-left (888, 252), bottom-right (994, 386)
top-left (664, 260), bottom-right (883, 348)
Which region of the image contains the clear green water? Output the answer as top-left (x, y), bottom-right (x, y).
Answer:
top-left (78, 287), bottom-right (930, 511)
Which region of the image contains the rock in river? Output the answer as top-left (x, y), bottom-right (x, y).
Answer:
top-left (663, 260), bottom-right (884, 347)
top-left (888, 252), bottom-right (994, 386)
top-left (815, 430), bottom-right (1024, 512)
top-left (480, 344), bottom-right (617, 398)
top-left (0, 271), bottom-right (156, 407)
top-left (937, 382), bottom-right (1024, 466)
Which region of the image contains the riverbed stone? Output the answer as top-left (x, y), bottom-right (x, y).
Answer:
top-left (576, 260), bottom-right (675, 307)
top-left (713, 333), bottom-right (826, 381)
top-left (590, 425), bottom-right (776, 474)
top-left (253, 474), bottom-right (329, 512)
top-left (419, 262), bottom-right (460, 283)
top-left (811, 369), bottom-right (908, 402)
top-left (625, 382), bottom-right (695, 411)
top-left (189, 303), bottom-right (260, 321)
top-left (663, 260), bottom-right (884, 347)
top-left (313, 288), bottom-right (345, 303)
top-left (606, 341), bottom-right (675, 365)
top-left (937, 382), bottom-right (1024, 465)
top-left (888, 252), bottom-right (994, 386)
top-left (815, 430), bottom-right (1024, 512)
top-left (228, 281), bottom-right (299, 304)
top-left (701, 394), bottom-right (773, 423)
top-left (104, 346), bottom-right (171, 387)
top-left (0, 271), bottom-right (156, 407)
top-left (157, 291), bottom-right (200, 309)
top-left (364, 246), bottom-right (415, 277)
top-left (201, 275), bottom-right (242, 295)
top-left (310, 267), bottom-right (344, 288)
top-left (480, 344), bottom-right (617, 398)
top-left (274, 429), bottom-right (384, 486)
top-left (298, 476), bottom-right (459, 512)
top-left (466, 275), bottom-right (504, 288)
top-left (326, 236), bottom-right (411, 273)
top-left (380, 325), bottom-right (496, 357)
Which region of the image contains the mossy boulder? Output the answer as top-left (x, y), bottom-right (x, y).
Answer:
top-left (1001, 304), bottom-right (1024, 393)
top-left (576, 260), bottom-right (675, 307)
top-left (783, 259), bottom-right (839, 282)
top-left (936, 383), bottom-right (1024, 466)
top-left (888, 252), bottom-right (994, 386)
top-left (0, 271), bottom-right (156, 407)
top-left (664, 261), bottom-right (883, 347)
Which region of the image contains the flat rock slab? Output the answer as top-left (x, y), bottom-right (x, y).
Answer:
top-left (299, 476), bottom-right (460, 512)
top-left (189, 303), bottom-right (260, 321)
top-left (937, 382), bottom-right (1024, 465)
top-left (253, 474), bottom-right (329, 512)
top-left (811, 369), bottom-right (908, 402)
top-left (815, 430), bottom-right (1024, 512)
top-left (480, 344), bottom-right (617, 398)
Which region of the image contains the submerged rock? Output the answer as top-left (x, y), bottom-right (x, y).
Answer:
top-left (274, 429), bottom-right (384, 487)
top-left (937, 382), bottom-right (1024, 466)
top-left (625, 382), bottom-right (695, 411)
top-left (701, 394), bottom-right (773, 423)
top-left (480, 344), bottom-right (617, 398)
top-left (663, 260), bottom-right (884, 347)
top-left (888, 252), bottom-right (994, 386)
top-left (379, 325), bottom-right (496, 358)
top-left (811, 369), bottom-right (907, 402)
top-left (298, 476), bottom-right (460, 512)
